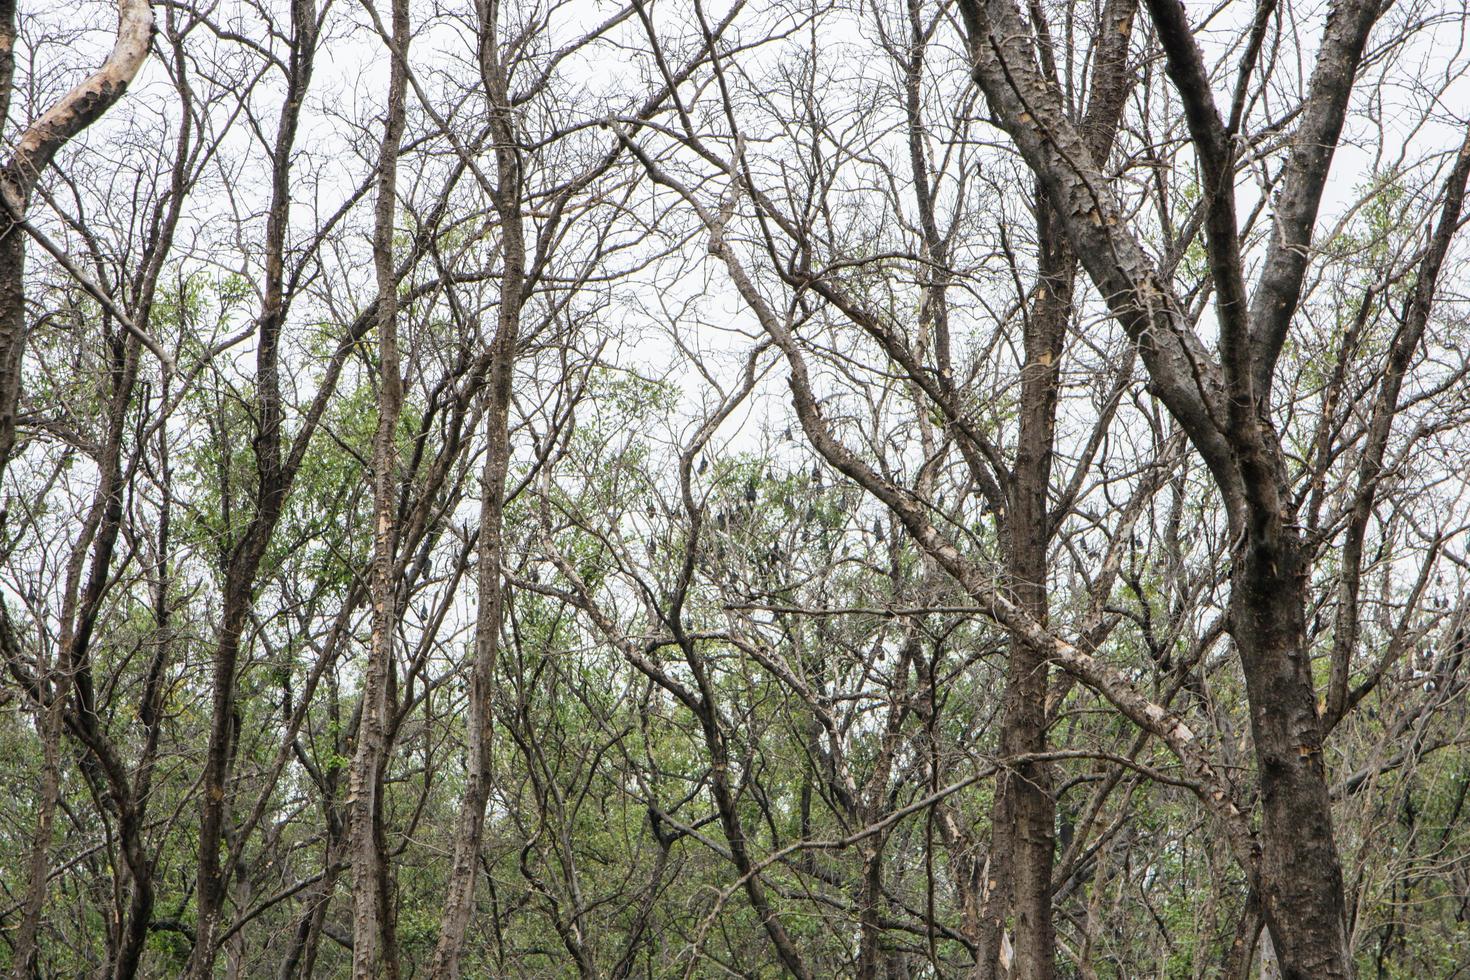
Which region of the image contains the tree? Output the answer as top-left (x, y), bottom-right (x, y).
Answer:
top-left (3, 1), bottom-right (1470, 977)
top-left (953, 0), bottom-right (1470, 973)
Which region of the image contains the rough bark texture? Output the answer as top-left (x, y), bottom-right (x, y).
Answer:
top-left (975, 4), bottom-right (1136, 972)
top-left (1234, 535), bottom-right (1351, 977)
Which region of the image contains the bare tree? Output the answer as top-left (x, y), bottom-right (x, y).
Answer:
top-left (952, 0), bottom-right (1470, 973)
top-left (3, 1), bottom-right (1470, 977)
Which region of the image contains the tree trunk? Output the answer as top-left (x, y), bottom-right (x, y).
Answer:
top-left (952, 1), bottom-right (1363, 974)
top-left (858, 842), bottom-right (888, 980)
top-left (190, 5), bottom-right (316, 970)
top-left (423, 3), bottom-right (522, 976)
top-left (426, 161), bottom-right (520, 980)
top-left (974, 0), bottom-right (1136, 953)
top-left (1235, 533), bottom-right (1352, 978)
top-left (973, 215), bottom-right (1070, 980)
top-left (347, 0), bottom-right (409, 975)
top-left (0, 0), bottom-right (151, 483)
top-left (10, 663), bottom-right (61, 979)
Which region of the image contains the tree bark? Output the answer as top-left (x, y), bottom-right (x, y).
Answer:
top-left (1234, 534), bottom-right (1352, 977)
top-left (189, 5), bottom-right (317, 971)
top-left (427, 4), bottom-right (522, 972)
top-left (0, 0), bottom-right (152, 483)
top-left (347, 0), bottom-right (410, 975)
top-left (974, 5), bottom-right (1136, 972)
top-left (950, 0), bottom-right (1402, 975)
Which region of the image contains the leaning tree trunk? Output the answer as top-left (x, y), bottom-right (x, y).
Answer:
top-left (0, 0), bottom-right (152, 484)
top-left (0, 4), bottom-right (152, 975)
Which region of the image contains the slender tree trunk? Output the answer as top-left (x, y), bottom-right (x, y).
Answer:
top-left (110, 381), bottom-right (175, 980)
top-left (11, 666), bottom-right (61, 978)
top-left (0, 223), bottom-right (23, 483)
top-left (111, 800), bottom-right (158, 980)
top-left (348, 0), bottom-right (409, 975)
top-left (192, 590), bottom-right (254, 971)
top-left (858, 839), bottom-right (892, 980)
top-left (427, 79), bottom-right (521, 980)
top-left (280, 776), bottom-right (344, 980)
top-left (189, 4), bottom-right (316, 971)
top-left (34, 327), bottom-right (147, 977)
top-left (427, 2), bottom-right (532, 971)
top-left (973, 1), bottom-right (1136, 965)
top-left (427, 341), bottom-right (514, 978)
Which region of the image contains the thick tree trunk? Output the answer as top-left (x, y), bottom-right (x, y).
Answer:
top-left (1235, 534), bottom-right (1353, 979)
top-left (952, 2), bottom-right (1362, 975)
top-left (974, 213), bottom-right (1070, 980)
